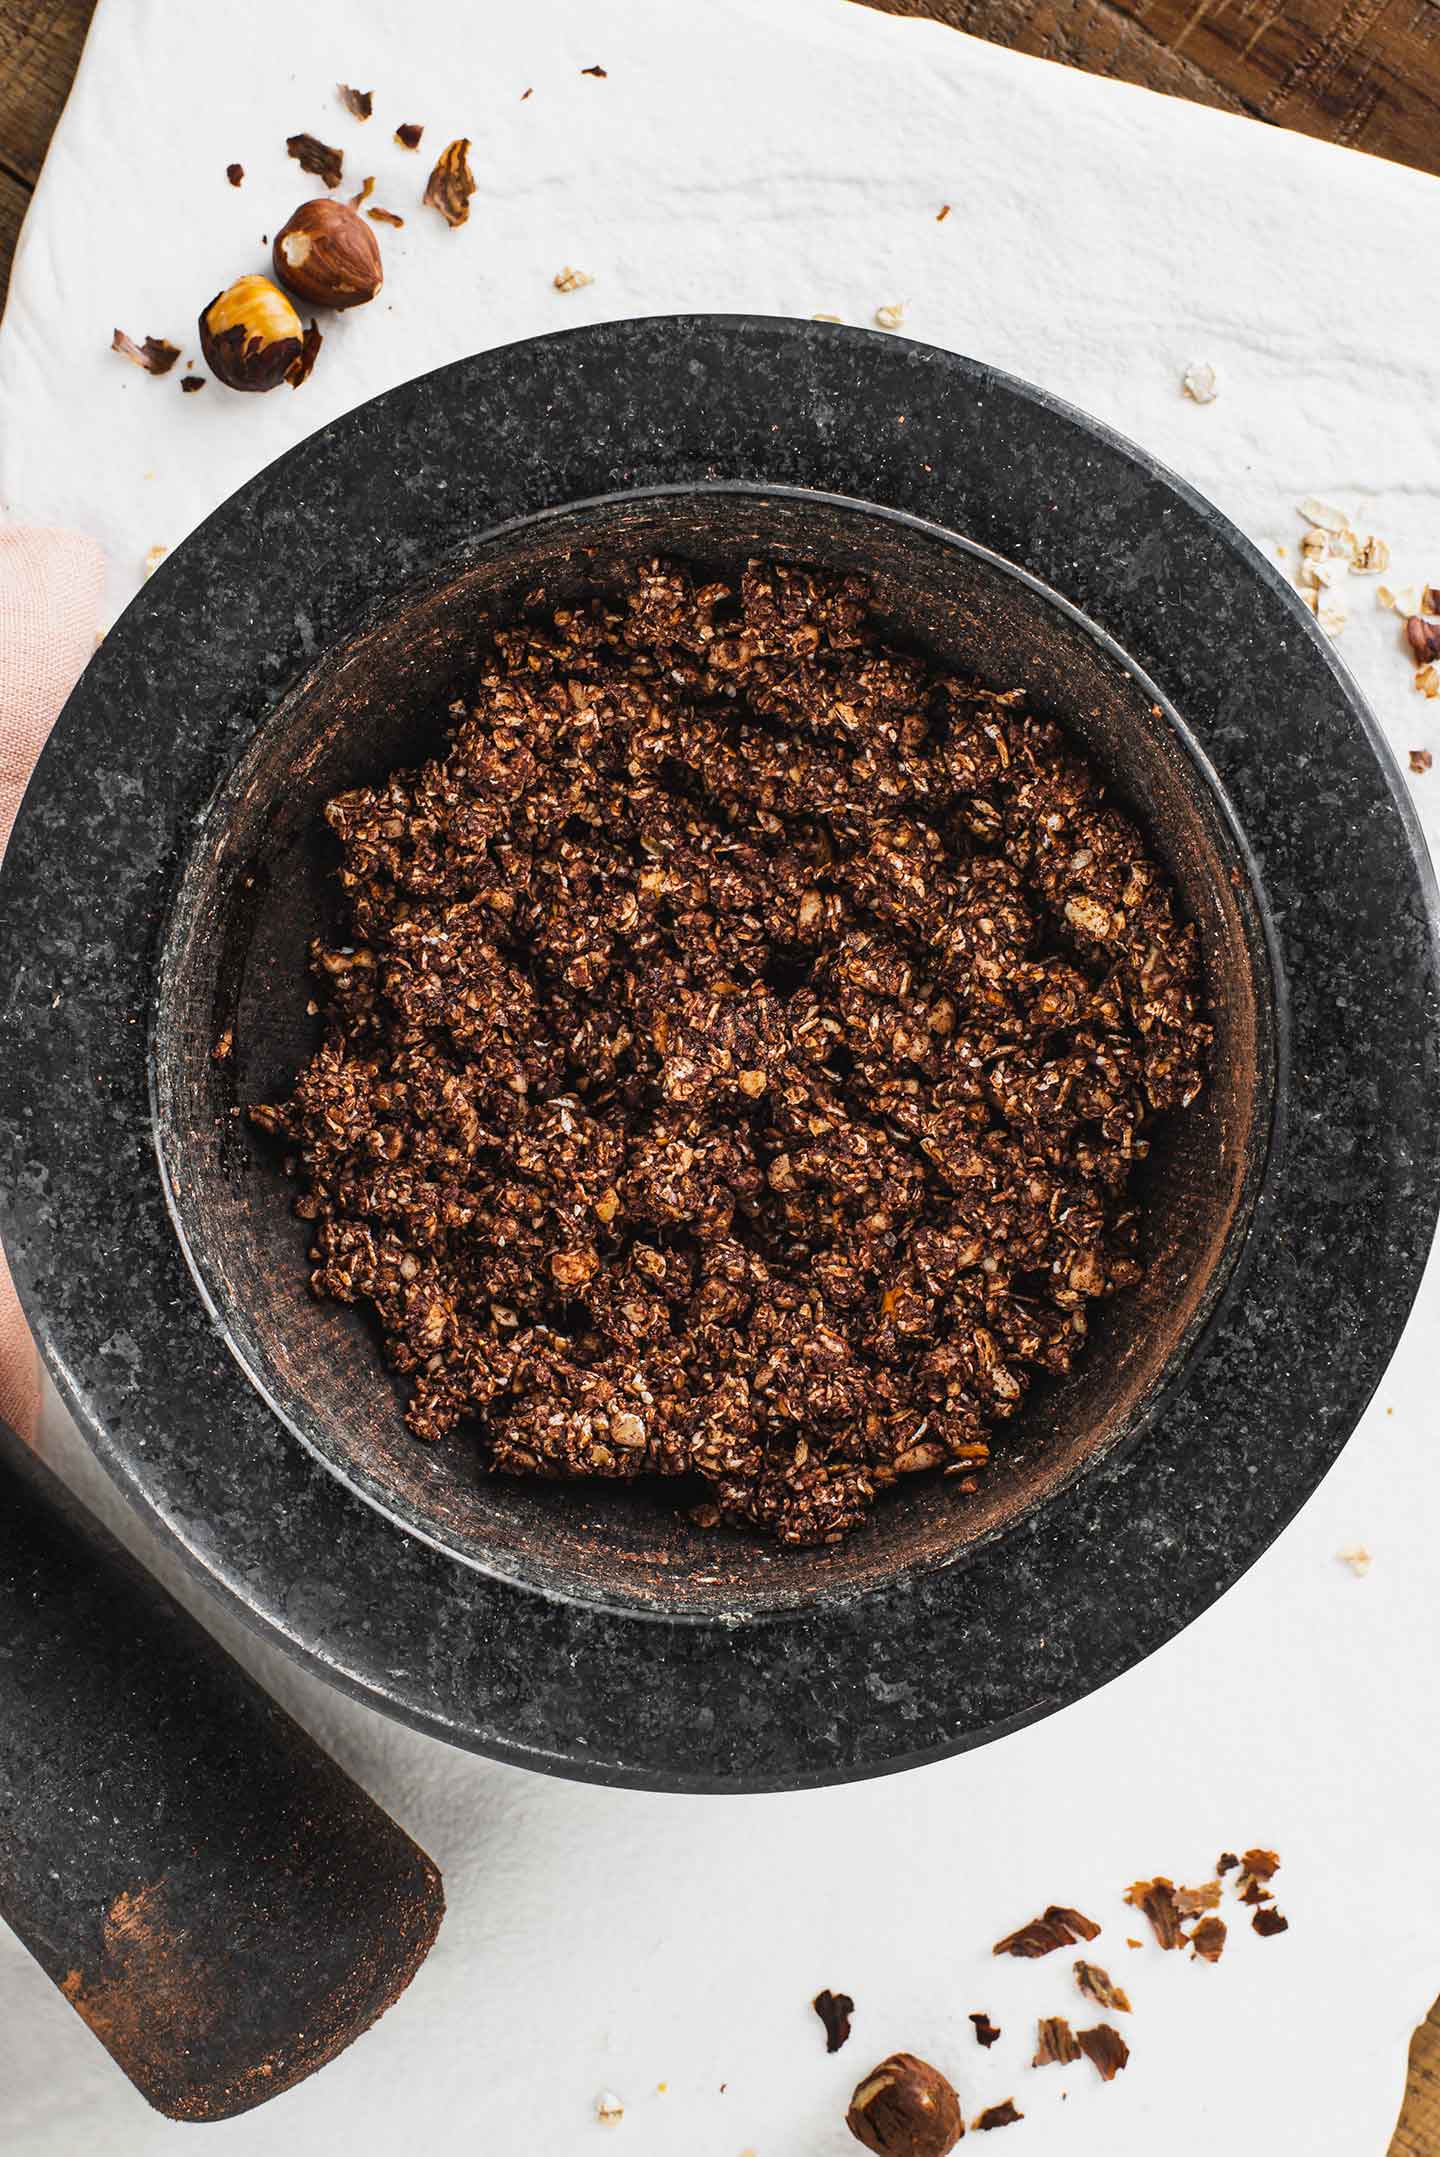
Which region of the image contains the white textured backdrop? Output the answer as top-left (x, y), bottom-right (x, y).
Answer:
top-left (2, 1), bottom-right (1439, 2151)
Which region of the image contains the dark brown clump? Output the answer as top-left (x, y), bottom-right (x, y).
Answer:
top-left (180, 375), bottom-right (205, 393)
top-left (969, 2012), bottom-right (1000, 2048)
top-left (226, 161), bottom-right (244, 186)
top-left (814, 1988), bottom-right (855, 2052)
top-left (1216, 1852), bottom-right (1240, 1875)
top-left (581, 63), bottom-right (609, 76)
top-left (395, 121), bottom-right (424, 148)
top-left (974, 2100), bottom-right (1022, 2130)
top-left (1252, 1907), bottom-right (1290, 1938)
top-left (338, 84), bottom-right (373, 119)
top-left (994, 1906), bottom-right (1101, 1960)
top-left (424, 137), bottom-right (475, 225)
top-left (1033, 2017), bottom-right (1081, 2066)
top-left (287, 132), bottom-right (343, 187)
top-left (252, 560), bottom-right (1208, 1546)
top-left (1074, 1960), bottom-right (1130, 2012)
top-left (1076, 2023), bottom-right (1130, 2081)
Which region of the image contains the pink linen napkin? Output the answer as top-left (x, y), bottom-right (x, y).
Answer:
top-left (0, 527), bottom-right (106, 1444)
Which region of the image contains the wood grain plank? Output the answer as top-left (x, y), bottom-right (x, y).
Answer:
top-left (1096, 0), bottom-right (1440, 166)
top-left (0, 0), bottom-right (95, 308)
top-left (857, 0), bottom-right (1247, 105)
top-left (856, 0), bottom-right (1440, 168)
top-left (0, 159), bottom-right (26, 292)
top-left (1390, 2004), bottom-right (1440, 2156)
top-left (0, 0), bottom-right (95, 183)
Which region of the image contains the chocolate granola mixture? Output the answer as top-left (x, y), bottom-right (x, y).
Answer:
top-left (251, 559), bottom-right (1209, 1545)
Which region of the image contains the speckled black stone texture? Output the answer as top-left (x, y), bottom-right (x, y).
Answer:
top-left (0, 318), bottom-right (1436, 1792)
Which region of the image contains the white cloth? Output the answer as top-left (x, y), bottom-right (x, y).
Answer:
top-left (3, 3), bottom-right (1439, 2151)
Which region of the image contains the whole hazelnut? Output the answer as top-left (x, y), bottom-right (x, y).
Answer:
top-left (198, 276), bottom-right (321, 392)
top-left (272, 198), bottom-right (383, 310)
top-left (847, 2053), bottom-right (964, 2155)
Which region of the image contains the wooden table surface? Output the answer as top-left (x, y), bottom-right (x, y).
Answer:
top-left (1, 0), bottom-right (1437, 2146)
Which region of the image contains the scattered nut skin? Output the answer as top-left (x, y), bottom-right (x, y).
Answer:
top-left (1033, 2016), bottom-right (1081, 2066)
top-left (424, 137), bottom-right (476, 226)
top-left (198, 275), bottom-right (320, 392)
top-left (1076, 2023), bottom-right (1130, 2081)
top-left (847, 2053), bottom-right (964, 2156)
top-left (1406, 616), bottom-right (1440, 663)
top-left (286, 131), bottom-right (343, 189)
top-left (273, 198), bottom-right (383, 310)
top-left (814, 1987), bottom-right (855, 2052)
top-left (111, 328), bottom-right (179, 375)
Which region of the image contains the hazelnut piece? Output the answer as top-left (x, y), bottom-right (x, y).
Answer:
top-left (847, 2053), bottom-right (964, 2155)
top-left (198, 276), bottom-right (321, 392)
top-left (1406, 615), bottom-right (1440, 664)
top-left (273, 198), bottom-right (383, 310)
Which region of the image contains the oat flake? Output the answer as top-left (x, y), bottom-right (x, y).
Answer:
top-left (1298, 497), bottom-right (1351, 534)
top-left (1349, 534), bottom-right (1390, 575)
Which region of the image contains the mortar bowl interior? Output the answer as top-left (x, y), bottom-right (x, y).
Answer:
top-left (154, 484), bottom-right (1278, 1620)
